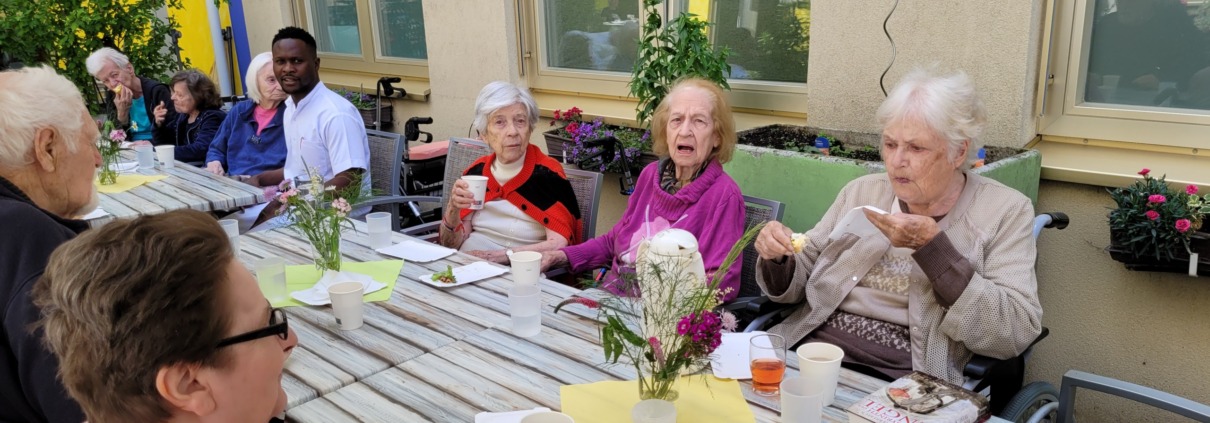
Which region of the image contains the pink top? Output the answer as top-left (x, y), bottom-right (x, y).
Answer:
top-left (252, 105), bottom-right (277, 135)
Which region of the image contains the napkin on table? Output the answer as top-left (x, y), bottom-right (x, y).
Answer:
top-left (290, 269), bottom-right (387, 306)
top-left (474, 407), bottom-right (552, 423)
top-left (711, 331), bottom-right (767, 379)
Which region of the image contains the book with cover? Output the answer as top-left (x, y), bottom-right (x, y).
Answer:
top-left (847, 371), bottom-right (990, 423)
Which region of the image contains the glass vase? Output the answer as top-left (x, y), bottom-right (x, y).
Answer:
top-left (306, 231), bottom-right (344, 272)
top-left (98, 150), bottom-right (120, 185)
top-left (636, 371), bottom-right (678, 402)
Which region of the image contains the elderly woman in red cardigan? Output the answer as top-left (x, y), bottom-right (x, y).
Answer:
top-left (439, 81), bottom-right (582, 263)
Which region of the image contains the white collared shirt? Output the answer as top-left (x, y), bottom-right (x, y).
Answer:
top-left (282, 81), bottom-right (371, 197)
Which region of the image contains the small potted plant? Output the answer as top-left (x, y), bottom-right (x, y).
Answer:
top-left (1106, 168), bottom-right (1210, 275)
top-left (545, 106), bottom-right (654, 172)
top-left (335, 87), bottom-right (390, 128)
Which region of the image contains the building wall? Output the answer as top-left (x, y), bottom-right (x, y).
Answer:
top-left (808, 1), bottom-right (1045, 147)
top-left (242, 0), bottom-right (294, 55)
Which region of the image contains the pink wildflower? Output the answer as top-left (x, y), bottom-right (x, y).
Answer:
top-left (1145, 210), bottom-right (1160, 221)
top-left (1187, 185), bottom-right (1199, 195)
top-left (1139, 168), bottom-right (1151, 176)
top-left (109, 129), bottom-right (126, 142)
top-left (648, 337), bottom-right (665, 368)
top-left (552, 296), bottom-right (599, 313)
top-left (719, 310), bottom-right (737, 332)
top-left (1148, 194), bottom-right (1166, 204)
top-left (277, 188), bottom-right (297, 202)
top-left (332, 198), bottom-right (351, 217)
top-left (1176, 219), bottom-right (1192, 233)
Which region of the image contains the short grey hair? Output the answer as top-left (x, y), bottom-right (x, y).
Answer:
top-left (244, 52), bottom-right (273, 104)
top-left (0, 66), bottom-right (85, 168)
top-left (472, 81), bottom-right (538, 136)
top-left (85, 47), bottom-right (130, 77)
top-left (876, 68), bottom-right (987, 167)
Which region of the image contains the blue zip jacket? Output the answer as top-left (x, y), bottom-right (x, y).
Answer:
top-left (205, 99), bottom-right (287, 176)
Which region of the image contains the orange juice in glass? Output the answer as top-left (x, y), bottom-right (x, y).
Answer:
top-left (749, 333), bottom-right (787, 395)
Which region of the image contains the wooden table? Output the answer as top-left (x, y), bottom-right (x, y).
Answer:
top-left (90, 158), bottom-right (264, 227)
top-left (239, 223), bottom-right (897, 422)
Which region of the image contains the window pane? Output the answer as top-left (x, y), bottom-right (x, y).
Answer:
top-left (542, 0), bottom-right (641, 72)
top-left (678, 0), bottom-right (810, 84)
top-left (309, 0), bottom-right (362, 55)
top-left (1084, 0), bottom-right (1210, 111)
top-left (374, 0), bottom-right (428, 60)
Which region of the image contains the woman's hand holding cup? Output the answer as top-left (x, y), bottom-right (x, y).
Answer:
top-left (447, 179), bottom-right (475, 211)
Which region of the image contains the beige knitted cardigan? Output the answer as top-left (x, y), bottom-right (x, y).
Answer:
top-left (756, 172), bottom-right (1043, 384)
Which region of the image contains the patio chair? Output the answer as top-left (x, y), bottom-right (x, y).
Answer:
top-left (741, 211), bottom-right (1070, 416)
top-left (1005, 370), bottom-right (1210, 423)
top-left (399, 137), bottom-right (492, 240)
top-left (356, 129), bottom-right (434, 231)
top-left (544, 168), bottom-right (603, 280)
top-left (721, 195), bottom-right (788, 327)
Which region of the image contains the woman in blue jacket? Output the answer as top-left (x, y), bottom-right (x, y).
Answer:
top-left (154, 69), bottom-right (226, 163)
top-left (205, 52), bottom-right (287, 178)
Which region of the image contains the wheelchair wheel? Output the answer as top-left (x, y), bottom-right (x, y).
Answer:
top-left (999, 381), bottom-right (1059, 423)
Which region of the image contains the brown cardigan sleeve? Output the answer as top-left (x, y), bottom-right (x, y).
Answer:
top-left (912, 232), bottom-right (975, 308)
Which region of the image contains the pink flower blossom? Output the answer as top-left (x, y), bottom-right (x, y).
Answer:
top-left (1176, 219), bottom-right (1192, 233)
top-left (331, 198), bottom-right (351, 217)
top-left (1138, 168), bottom-right (1151, 176)
top-left (1145, 210), bottom-right (1160, 221)
top-left (719, 310), bottom-right (737, 332)
top-left (1187, 185), bottom-right (1199, 195)
top-left (109, 129), bottom-right (126, 142)
top-left (648, 337), bottom-right (666, 368)
top-left (277, 188), bottom-right (297, 202)
top-left (1148, 194), bottom-right (1166, 204)
top-left (553, 296), bottom-right (600, 314)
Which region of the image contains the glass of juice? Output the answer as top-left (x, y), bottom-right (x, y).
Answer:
top-left (749, 333), bottom-right (787, 396)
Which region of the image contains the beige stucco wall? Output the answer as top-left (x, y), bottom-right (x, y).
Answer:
top-left (807, 1), bottom-right (1045, 148)
top-left (1032, 180), bottom-right (1210, 422)
top-left (242, 0), bottom-right (294, 55)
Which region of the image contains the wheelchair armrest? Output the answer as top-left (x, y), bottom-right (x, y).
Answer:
top-left (724, 295), bottom-right (792, 315)
top-left (964, 327), bottom-right (1050, 379)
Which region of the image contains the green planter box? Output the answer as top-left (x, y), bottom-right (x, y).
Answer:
top-left (724, 126), bottom-right (1041, 231)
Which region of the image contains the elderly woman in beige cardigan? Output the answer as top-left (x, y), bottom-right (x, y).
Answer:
top-left (753, 68), bottom-right (1042, 384)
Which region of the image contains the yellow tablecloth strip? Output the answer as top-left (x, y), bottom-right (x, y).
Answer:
top-left (560, 376), bottom-right (755, 423)
top-left (271, 260), bottom-right (404, 308)
top-left (95, 174), bottom-right (168, 193)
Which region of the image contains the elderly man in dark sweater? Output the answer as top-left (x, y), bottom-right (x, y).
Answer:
top-left (0, 66), bottom-right (100, 422)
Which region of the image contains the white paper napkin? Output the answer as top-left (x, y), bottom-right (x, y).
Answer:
top-left (289, 270), bottom-right (387, 306)
top-left (827, 205), bottom-right (888, 240)
top-left (375, 239), bottom-right (456, 262)
top-left (114, 161), bottom-right (138, 173)
top-left (418, 261), bottom-right (508, 287)
top-left (711, 331), bottom-right (767, 379)
top-left (474, 407), bottom-right (552, 423)
top-left (80, 207), bottom-right (109, 220)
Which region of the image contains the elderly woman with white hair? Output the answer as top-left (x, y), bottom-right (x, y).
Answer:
top-left (205, 52), bottom-right (288, 179)
top-left (753, 68), bottom-right (1042, 384)
top-left (86, 47), bottom-right (176, 143)
top-left (440, 81), bottom-right (582, 263)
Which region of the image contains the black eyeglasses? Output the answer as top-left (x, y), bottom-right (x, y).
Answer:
top-left (216, 308), bottom-right (289, 348)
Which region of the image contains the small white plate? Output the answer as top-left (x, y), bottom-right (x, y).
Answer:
top-left (376, 239), bottom-right (456, 262)
top-left (418, 261), bottom-right (508, 288)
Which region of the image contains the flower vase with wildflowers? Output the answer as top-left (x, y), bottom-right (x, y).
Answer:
top-left (276, 168), bottom-right (368, 271)
top-left (554, 223), bottom-right (762, 401)
top-left (97, 121), bottom-right (127, 185)
top-left (1109, 168), bottom-right (1209, 261)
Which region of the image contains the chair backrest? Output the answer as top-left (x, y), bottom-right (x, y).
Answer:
top-left (1056, 370), bottom-right (1210, 422)
top-left (738, 195), bottom-right (785, 299)
top-left (441, 137), bottom-right (492, 202)
top-left (366, 129), bottom-right (404, 197)
top-left (564, 168), bottom-right (603, 241)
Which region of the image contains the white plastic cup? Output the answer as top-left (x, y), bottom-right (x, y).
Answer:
top-left (134, 144), bottom-right (155, 171)
top-left (219, 219), bottom-right (240, 254)
top-left (508, 284), bottom-right (541, 337)
top-left (509, 251), bottom-right (542, 287)
top-left (519, 411), bottom-right (574, 423)
top-left (630, 399), bottom-right (676, 423)
top-left (796, 342), bottom-right (845, 406)
top-left (155, 145), bottom-right (175, 169)
top-left (461, 175), bottom-right (488, 210)
top-left (328, 281), bottom-right (365, 330)
top-left (254, 257), bottom-right (288, 302)
top-left (780, 377), bottom-right (824, 423)
top-left (365, 212), bottom-right (392, 249)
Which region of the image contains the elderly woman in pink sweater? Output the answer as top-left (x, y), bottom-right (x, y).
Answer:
top-left (541, 78), bottom-right (747, 301)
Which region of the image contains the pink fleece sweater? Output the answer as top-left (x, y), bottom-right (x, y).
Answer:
top-left (561, 159), bottom-right (746, 301)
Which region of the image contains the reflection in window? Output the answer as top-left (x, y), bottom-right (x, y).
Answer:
top-left (1085, 0), bottom-right (1210, 110)
top-left (375, 0), bottom-right (427, 60)
top-left (309, 0), bottom-right (362, 55)
top-left (544, 0), bottom-right (641, 72)
top-left (680, 0), bottom-right (810, 84)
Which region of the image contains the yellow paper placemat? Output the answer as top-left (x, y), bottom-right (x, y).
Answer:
top-left (96, 174), bottom-right (168, 193)
top-left (561, 376), bottom-right (755, 423)
top-left (272, 260), bottom-right (404, 308)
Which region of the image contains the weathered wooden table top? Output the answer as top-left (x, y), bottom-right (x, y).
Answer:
top-left (90, 157), bottom-right (264, 227)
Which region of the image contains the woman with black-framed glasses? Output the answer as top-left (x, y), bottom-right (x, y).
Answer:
top-left (33, 210), bottom-right (298, 423)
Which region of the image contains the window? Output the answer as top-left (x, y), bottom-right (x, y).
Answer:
top-left (297, 0), bottom-right (428, 79)
top-left (526, 0), bottom-right (809, 115)
top-left (1039, 0), bottom-right (1210, 149)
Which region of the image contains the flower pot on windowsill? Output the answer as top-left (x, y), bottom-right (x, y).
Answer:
top-left (1107, 227), bottom-right (1210, 276)
top-left (542, 127), bottom-right (657, 173)
top-left (357, 104), bottom-right (393, 129)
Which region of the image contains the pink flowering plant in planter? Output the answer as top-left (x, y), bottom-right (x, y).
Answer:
top-left (548, 106), bottom-right (651, 173)
top-left (1108, 168), bottom-right (1209, 261)
top-left (553, 224), bottom-right (762, 401)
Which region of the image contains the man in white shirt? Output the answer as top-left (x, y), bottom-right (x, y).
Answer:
top-left (250, 26), bottom-right (371, 227)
